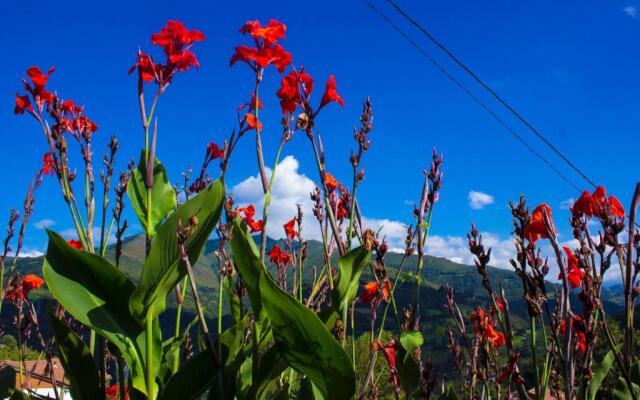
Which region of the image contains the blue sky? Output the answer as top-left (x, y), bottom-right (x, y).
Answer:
top-left (1, 0), bottom-right (639, 269)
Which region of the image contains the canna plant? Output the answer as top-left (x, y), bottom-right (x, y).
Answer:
top-left (2, 15), bottom-right (639, 400)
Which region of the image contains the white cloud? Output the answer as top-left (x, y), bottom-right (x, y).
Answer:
top-left (468, 191), bottom-right (494, 210)
top-left (18, 249), bottom-right (44, 258)
top-left (560, 198), bottom-right (575, 210)
top-left (34, 219), bottom-right (55, 229)
top-left (360, 217), bottom-right (408, 252)
top-left (425, 232), bottom-right (516, 268)
top-left (231, 155), bottom-right (321, 240)
top-left (624, 6), bottom-right (637, 17)
top-left (231, 155), bottom-right (411, 250)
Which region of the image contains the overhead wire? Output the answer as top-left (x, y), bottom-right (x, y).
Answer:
top-left (363, 0), bottom-right (583, 193)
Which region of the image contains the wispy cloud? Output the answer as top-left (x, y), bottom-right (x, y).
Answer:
top-left (560, 198), bottom-right (575, 210)
top-left (624, 6), bottom-right (637, 18)
top-left (468, 191), bottom-right (494, 210)
top-left (34, 219), bottom-right (55, 229)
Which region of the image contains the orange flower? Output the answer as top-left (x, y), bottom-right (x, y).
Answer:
top-left (470, 306), bottom-right (505, 348)
top-left (360, 281), bottom-right (392, 305)
top-left (5, 274), bottom-right (44, 302)
top-left (524, 203), bottom-right (553, 243)
top-left (244, 113), bottom-right (262, 132)
top-left (22, 275), bottom-right (44, 292)
top-left (324, 173), bottom-right (338, 193)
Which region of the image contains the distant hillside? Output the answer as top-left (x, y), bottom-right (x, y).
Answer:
top-left (8, 233), bottom-right (626, 371)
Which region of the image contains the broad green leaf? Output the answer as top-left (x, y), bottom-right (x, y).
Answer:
top-left (42, 231), bottom-right (161, 396)
top-left (399, 331), bottom-right (424, 355)
top-left (581, 344), bottom-right (620, 400)
top-left (613, 376), bottom-right (640, 400)
top-left (331, 246), bottom-right (371, 317)
top-left (230, 221), bottom-right (267, 322)
top-left (159, 351), bottom-right (217, 400)
top-left (208, 317), bottom-right (251, 400)
top-left (247, 345), bottom-right (288, 400)
top-left (130, 179), bottom-right (225, 323)
top-left (0, 365), bottom-right (16, 399)
top-left (127, 150), bottom-right (176, 237)
top-left (223, 276), bottom-right (242, 324)
top-left (231, 219), bottom-right (356, 400)
top-left (396, 347), bottom-right (421, 397)
top-left (49, 311), bottom-right (101, 400)
top-left (299, 379), bottom-right (325, 399)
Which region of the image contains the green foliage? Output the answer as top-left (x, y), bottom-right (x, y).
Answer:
top-left (42, 230), bottom-right (162, 396)
top-left (0, 336), bottom-right (40, 361)
top-left (129, 178), bottom-right (225, 323)
top-left (230, 218), bottom-right (355, 400)
top-left (127, 151), bottom-right (176, 237)
top-left (49, 310), bottom-right (101, 400)
top-left (331, 246), bottom-right (371, 317)
top-left (159, 351), bottom-right (216, 400)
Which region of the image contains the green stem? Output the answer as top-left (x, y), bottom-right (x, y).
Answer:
top-left (217, 272), bottom-right (224, 372)
top-left (172, 277), bottom-right (188, 372)
top-left (530, 316), bottom-right (540, 400)
top-left (145, 316), bottom-right (156, 400)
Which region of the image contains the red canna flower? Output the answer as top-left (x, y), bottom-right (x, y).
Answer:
top-left (240, 19), bottom-right (287, 47)
top-left (572, 186), bottom-right (625, 219)
top-left (230, 44), bottom-right (292, 73)
top-left (324, 172), bottom-right (338, 193)
top-left (283, 218), bottom-right (296, 240)
top-left (41, 153), bottom-right (55, 175)
top-left (14, 94), bottom-right (32, 115)
top-left (151, 20), bottom-right (205, 57)
top-left (370, 339), bottom-right (401, 394)
top-left (491, 297), bottom-right (505, 314)
top-left (72, 115), bottom-right (99, 135)
top-left (237, 93), bottom-right (264, 113)
top-left (319, 75), bottom-right (345, 109)
top-left (169, 50), bottom-right (200, 71)
top-left (67, 239), bottom-right (83, 250)
top-left (276, 68), bottom-right (314, 114)
top-left (207, 141), bottom-right (224, 160)
top-left (128, 52), bottom-right (158, 83)
top-left (572, 190), bottom-right (597, 218)
top-left (23, 66), bottom-right (55, 106)
top-left (558, 315), bottom-right (587, 353)
top-left (238, 205), bottom-right (264, 233)
top-left (524, 203), bottom-right (553, 243)
top-left (608, 195), bottom-right (625, 218)
top-left (231, 19), bottom-right (291, 73)
top-left (560, 246), bottom-right (585, 288)
top-left (268, 244), bottom-right (292, 266)
top-left (61, 99), bottom-right (84, 115)
top-left (360, 281), bottom-right (392, 305)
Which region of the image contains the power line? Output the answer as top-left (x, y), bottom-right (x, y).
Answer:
top-left (363, 0), bottom-right (583, 193)
top-left (381, 0), bottom-right (598, 190)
